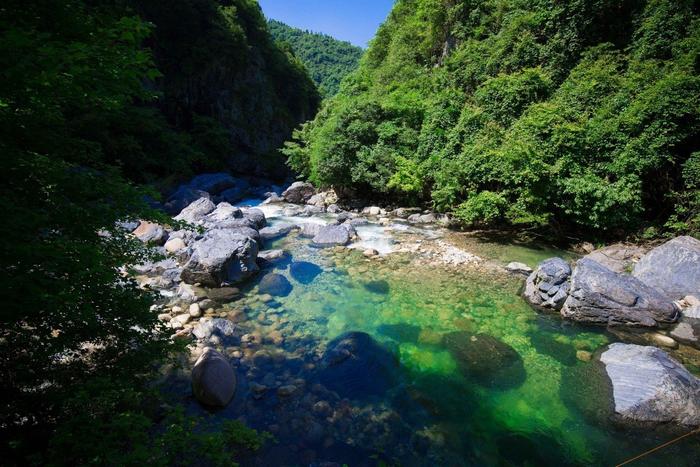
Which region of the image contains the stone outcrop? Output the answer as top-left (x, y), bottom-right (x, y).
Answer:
top-left (523, 258), bottom-right (571, 310)
top-left (181, 229), bottom-right (259, 287)
top-left (600, 343), bottom-right (700, 425)
top-left (633, 236), bottom-right (700, 300)
top-left (583, 244), bottom-right (647, 274)
top-left (562, 258), bottom-right (678, 327)
top-left (174, 197), bottom-right (216, 224)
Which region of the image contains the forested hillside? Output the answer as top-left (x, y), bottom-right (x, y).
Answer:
top-left (284, 0), bottom-right (700, 238)
top-left (0, 0), bottom-right (312, 462)
top-left (268, 19), bottom-right (364, 96)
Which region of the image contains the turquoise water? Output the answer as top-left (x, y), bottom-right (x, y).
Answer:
top-left (172, 206), bottom-right (700, 466)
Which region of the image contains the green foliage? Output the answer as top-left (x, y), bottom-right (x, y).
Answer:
top-left (268, 19), bottom-right (363, 97)
top-left (289, 0), bottom-right (700, 237)
top-left (0, 0), bottom-right (278, 463)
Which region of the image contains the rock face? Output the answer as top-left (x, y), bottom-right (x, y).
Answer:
top-left (523, 258), bottom-right (572, 311)
top-left (443, 331), bottom-right (526, 390)
top-left (258, 273), bottom-right (292, 297)
top-left (191, 348), bottom-right (237, 408)
top-left (633, 236), bottom-right (700, 300)
top-left (318, 332), bottom-right (399, 399)
top-left (600, 343), bottom-right (700, 425)
top-left (311, 225), bottom-right (351, 247)
top-left (175, 197), bottom-right (216, 224)
top-left (282, 181), bottom-right (315, 204)
top-left (584, 244), bottom-right (647, 274)
top-left (562, 259), bottom-right (678, 327)
top-left (181, 229), bottom-right (259, 287)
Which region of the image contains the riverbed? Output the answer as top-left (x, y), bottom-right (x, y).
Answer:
top-left (165, 199), bottom-right (700, 466)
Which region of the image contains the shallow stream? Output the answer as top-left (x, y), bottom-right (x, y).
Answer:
top-left (169, 200), bottom-right (700, 466)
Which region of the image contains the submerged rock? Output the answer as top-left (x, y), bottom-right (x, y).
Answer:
top-left (562, 259), bottom-right (678, 327)
top-left (258, 273), bottom-right (293, 297)
top-left (181, 229), bottom-right (259, 287)
top-left (523, 258), bottom-right (571, 311)
top-left (192, 318), bottom-right (237, 341)
top-left (318, 331), bottom-right (399, 398)
top-left (443, 331), bottom-right (525, 390)
top-left (633, 236), bottom-right (700, 300)
top-left (289, 261), bottom-right (322, 284)
top-left (311, 225), bottom-right (351, 247)
top-left (600, 343), bottom-right (700, 425)
top-left (192, 348), bottom-right (237, 408)
top-left (282, 181), bottom-right (315, 204)
top-left (364, 280), bottom-right (390, 295)
top-left (260, 223), bottom-right (295, 241)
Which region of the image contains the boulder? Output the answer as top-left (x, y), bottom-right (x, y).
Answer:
top-left (633, 236), bottom-right (700, 300)
top-left (684, 304), bottom-right (700, 319)
top-left (164, 237), bottom-right (186, 253)
top-left (192, 318), bottom-right (237, 341)
top-left (670, 319), bottom-right (700, 347)
top-left (583, 244), bottom-right (647, 274)
top-left (258, 273), bottom-right (293, 297)
top-left (164, 186), bottom-right (210, 215)
top-left (282, 181), bottom-right (315, 204)
top-left (299, 223), bottom-right (323, 238)
top-left (306, 193), bottom-right (327, 208)
top-left (258, 249), bottom-right (287, 262)
top-left (290, 261), bottom-right (322, 284)
top-left (241, 208), bottom-right (266, 230)
top-left (132, 221), bottom-right (167, 245)
top-left (443, 331), bottom-right (526, 390)
top-left (259, 223), bottom-right (295, 241)
top-left (523, 258), bottom-right (571, 311)
top-left (311, 225), bottom-right (351, 248)
top-left (191, 348), bottom-right (237, 408)
top-left (175, 198), bottom-right (216, 224)
top-left (188, 173), bottom-right (238, 195)
top-left (202, 202), bottom-right (242, 226)
top-left (561, 258), bottom-right (679, 327)
top-left (219, 180), bottom-right (251, 204)
top-left (318, 332), bottom-right (399, 398)
top-left (505, 262), bottom-right (533, 276)
top-left (391, 207), bottom-right (421, 219)
top-left (600, 343), bottom-right (700, 425)
top-left (181, 229), bottom-right (259, 287)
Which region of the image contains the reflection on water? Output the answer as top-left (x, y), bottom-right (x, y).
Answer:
top-left (165, 202), bottom-right (700, 466)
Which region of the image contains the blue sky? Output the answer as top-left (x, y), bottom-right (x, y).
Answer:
top-left (258, 0), bottom-right (395, 48)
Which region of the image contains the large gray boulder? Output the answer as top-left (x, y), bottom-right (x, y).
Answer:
top-left (600, 343), bottom-right (700, 425)
top-left (259, 223), bottom-right (295, 241)
top-left (311, 225), bottom-right (351, 248)
top-left (181, 229), bottom-right (259, 287)
top-left (584, 244), bottom-right (647, 274)
top-left (633, 236), bottom-right (700, 300)
top-left (192, 348), bottom-right (237, 408)
top-left (282, 181), bottom-right (315, 204)
top-left (188, 173), bottom-right (238, 195)
top-left (203, 202), bottom-right (243, 226)
top-left (175, 198), bottom-right (216, 224)
top-left (562, 258), bottom-right (678, 327)
top-left (241, 208), bottom-right (266, 230)
top-left (523, 258), bottom-right (571, 310)
top-left (164, 186), bottom-right (210, 215)
top-left (132, 221), bottom-right (167, 245)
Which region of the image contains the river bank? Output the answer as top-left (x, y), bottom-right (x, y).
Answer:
top-left (130, 173), bottom-right (700, 466)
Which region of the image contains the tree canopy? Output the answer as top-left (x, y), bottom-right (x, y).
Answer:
top-left (284, 0), bottom-right (700, 238)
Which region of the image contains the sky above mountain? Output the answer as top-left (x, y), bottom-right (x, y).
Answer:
top-left (258, 0), bottom-right (394, 47)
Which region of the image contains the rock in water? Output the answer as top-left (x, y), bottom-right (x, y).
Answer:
top-left (364, 280), bottom-right (390, 295)
top-left (583, 244), bottom-right (647, 274)
top-left (192, 348), bottom-right (237, 408)
top-left (311, 225), bottom-right (350, 247)
top-left (282, 181), bottom-right (316, 204)
top-left (523, 258), bottom-right (571, 310)
top-left (600, 343), bottom-right (700, 425)
top-left (175, 197), bottom-right (216, 224)
top-left (181, 230), bottom-right (259, 287)
top-left (562, 258), bottom-right (679, 327)
top-left (318, 332), bottom-right (399, 398)
top-left (192, 318), bottom-right (237, 342)
top-left (259, 223), bottom-right (295, 241)
top-left (443, 331), bottom-right (526, 390)
top-left (289, 261), bottom-right (322, 284)
top-left (633, 236), bottom-right (700, 300)
top-left (258, 273), bottom-right (292, 297)
top-left (241, 208), bottom-right (266, 230)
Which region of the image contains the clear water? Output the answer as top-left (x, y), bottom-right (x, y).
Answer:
top-left (171, 203), bottom-right (700, 466)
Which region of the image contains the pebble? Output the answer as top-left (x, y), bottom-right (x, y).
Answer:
top-left (363, 248), bottom-right (379, 257)
top-left (189, 303), bottom-right (201, 317)
top-left (651, 333), bottom-right (678, 349)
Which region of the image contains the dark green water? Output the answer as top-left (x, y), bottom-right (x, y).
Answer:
top-left (174, 207), bottom-right (700, 466)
